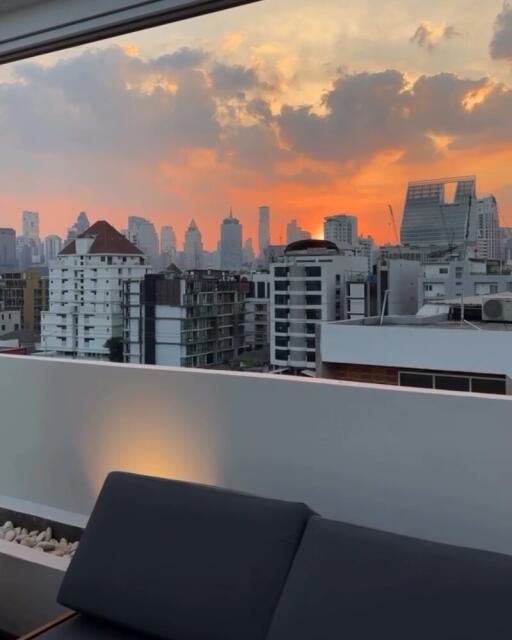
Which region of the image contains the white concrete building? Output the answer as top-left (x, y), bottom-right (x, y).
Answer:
top-left (270, 239), bottom-right (369, 373)
top-left (357, 235), bottom-right (375, 271)
top-left (318, 297), bottom-right (512, 395)
top-left (0, 308), bottom-right (21, 336)
top-left (220, 211), bottom-right (243, 270)
top-left (324, 214), bottom-right (358, 248)
top-left (419, 260), bottom-right (512, 307)
top-left (376, 259), bottom-right (422, 316)
top-left (43, 235), bottom-right (62, 264)
top-left (42, 220), bottom-right (150, 359)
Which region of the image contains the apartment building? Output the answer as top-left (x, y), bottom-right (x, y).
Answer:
top-left (124, 268), bottom-right (250, 368)
top-left (246, 272), bottom-right (271, 351)
top-left (270, 239), bottom-right (368, 373)
top-left (42, 221), bottom-right (150, 359)
top-left (0, 308), bottom-right (21, 336)
top-left (324, 214), bottom-right (358, 248)
top-left (419, 260), bottom-right (512, 307)
top-left (0, 270), bottom-right (49, 333)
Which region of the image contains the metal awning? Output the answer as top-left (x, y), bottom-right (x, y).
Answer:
top-left (0, 0), bottom-right (261, 64)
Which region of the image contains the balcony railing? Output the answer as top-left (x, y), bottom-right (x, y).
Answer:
top-left (0, 354), bottom-right (512, 561)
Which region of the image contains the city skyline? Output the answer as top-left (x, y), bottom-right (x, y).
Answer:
top-left (0, 0), bottom-right (511, 245)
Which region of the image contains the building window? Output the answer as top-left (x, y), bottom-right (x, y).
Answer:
top-left (399, 372), bottom-right (434, 389)
top-left (274, 267), bottom-right (289, 277)
top-left (305, 267), bottom-right (321, 277)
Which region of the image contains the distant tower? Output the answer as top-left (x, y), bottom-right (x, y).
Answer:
top-left (20, 211), bottom-right (42, 265)
top-left (324, 214), bottom-right (358, 249)
top-left (220, 209), bottom-right (243, 270)
top-left (258, 206), bottom-right (270, 258)
top-left (0, 229), bottom-right (16, 268)
top-left (22, 211), bottom-right (40, 241)
top-left (67, 211), bottom-right (90, 242)
top-left (286, 219), bottom-right (311, 245)
top-left (161, 225), bottom-right (177, 254)
top-left (183, 220), bottom-right (204, 270)
top-left (243, 238), bottom-right (255, 265)
top-left (128, 216), bottom-right (160, 268)
top-left (160, 225), bottom-right (178, 269)
top-left (44, 235), bottom-right (63, 264)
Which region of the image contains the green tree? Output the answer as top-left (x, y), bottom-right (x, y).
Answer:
top-left (104, 337), bottom-right (124, 363)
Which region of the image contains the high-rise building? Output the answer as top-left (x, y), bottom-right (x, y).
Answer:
top-left (67, 211), bottom-right (90, 242)
top-left (183, 220), bottom-right (204, 270)
top-left (475, 195), bottom-right (500, 260)
top-left (270, 239), bottom-right (369, 373)
top-left (43, 235), bottom-right (62, 264)
top-left (220, 210), bottom-right (243, 270)
top-left (22, 211), bottom-right (40, 241)
top-left (124, 269), bottom-right (249, 367)
top-left (286, 219), bottom-right (311, 245)
top-left (243, 238), bottom-right (255, 265)
top-left (160, 225), bottom-right (177, 255)
top-left (324, 214), bottom-right (358, 248)
top-left (258, 206), bottom-right (270, 258)
top-left (0, 229), bottom-right (16, 268)
top-left (41, 221), bottom-right (150, 359)
top-left (16, 236), bottom-right (38, 269)
top-left (400, 176), bottom-right (477, 249)
top-left (128, 216), bottom-right (159, 268)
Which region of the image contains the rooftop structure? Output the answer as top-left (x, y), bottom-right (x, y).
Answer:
top-left (318, 296), bottom-right (512, 395)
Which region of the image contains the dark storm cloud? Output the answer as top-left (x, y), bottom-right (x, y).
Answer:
top-left (490, 2), bottom-right (512, 61)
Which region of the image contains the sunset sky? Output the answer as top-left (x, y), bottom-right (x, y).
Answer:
top-left (0, 0), bottom-right (512, 250)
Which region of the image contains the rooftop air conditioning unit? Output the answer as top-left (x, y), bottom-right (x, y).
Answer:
top-left (482, 297), bottom-right (512, 322)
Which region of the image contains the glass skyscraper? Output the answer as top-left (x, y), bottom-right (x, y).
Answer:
top-left (400, 176), bottom-right (476, 248)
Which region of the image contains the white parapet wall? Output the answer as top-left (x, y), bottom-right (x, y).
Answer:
top-left (1, 355), bottom-right (512, 555)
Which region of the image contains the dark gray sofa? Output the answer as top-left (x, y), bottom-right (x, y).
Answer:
top-left (22, 472), bottom-right (512, 639)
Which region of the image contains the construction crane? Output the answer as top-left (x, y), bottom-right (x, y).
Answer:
top-left (387, 205), bottom-right (399, 244)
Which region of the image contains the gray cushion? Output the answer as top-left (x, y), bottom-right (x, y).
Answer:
top-left (36, 615), bottom-right (149, 639)
top-left (58, 472), bottom-right (313, 640)
top-left (267, 516), bottom-right (512, 640)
